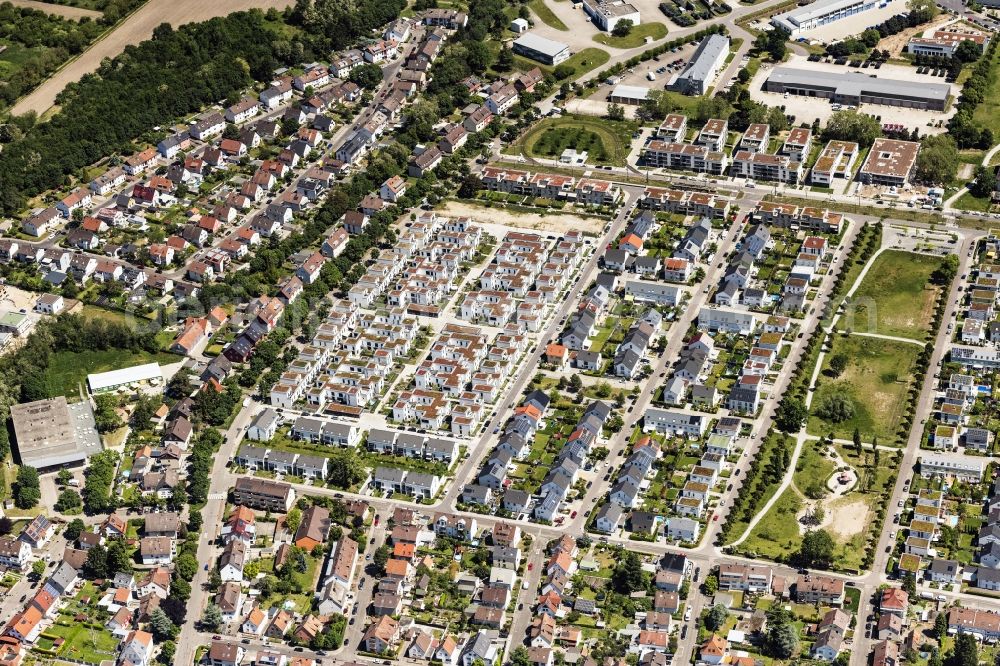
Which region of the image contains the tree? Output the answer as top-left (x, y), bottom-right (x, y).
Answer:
top-left (64, 518), bottom-right (85, 541)
top-left (954, 39), bottom-right (982, 63)
top-left (510, 646), bottom-right (531, 666)
top-left (775, 396), bottom-right (808, 433)
top-left (149, 607), bottom-right (178, 641)
top-left (702, 573), bottom-right (719, 595)
top-left (823, 110), bottom-right (882, 147)
top-left (612, 19), bottom-right (634, 37)
top-left (176, 552), bottom-right (198, 581)
top-left (612, 551), bottom-right (647, 593)
top-left (348, 63), bottom-right (383, 89)
top-left (85, 544), bottom-right (109, 579)
top-left (766, 620), bottom-right (799, 658)
top-left (949, 633), bottom-right (978, 666)
top-left (814, 392), bottom-right (855, 423)
top-left (202, 604), bottom-right (223, 631)
top-left (496, 47), bottom-right (514, 72)
top-left (755, 27), bottom-right (788, 61)
top-left (31, 560), bottom-right (46, 577)
top-left (970, 165), bottom-right (997, 198)
top-left (158, 641), bottom-right (176, 665)
top-left (107, 539), bottom-right (133, 575)
top-left (915, 134), bottom-right (958, 185)
top-left (932, 254), bottom-right (959, 287)
top-left (934, 610), bottom-right (949, 639)
top-left (828, 353), bottom-right (849, 377)
top-left (797, 529), bottom-right (835, 567)
top-left (57, 469), bottom-right (73, 485)
top-left (286, 507), bottom-right (303, 534)
top-left (607, 103), bottom-right (626, 121)
top-left (458, 174), bottom-right (481, 199)
top-left (13, 465), bottom-right (40, 509)
top-left (907, 0), bottom-right (939, 21)
top-left (853, 427), bottom-right (863, 455)
top-left (54, 488), bottom-right (82, 512)
top-left (705, 604), bottom-right (729, 631)
top-left (902, 572), bottom-right (917, 597)
top-left (372, 544), bottom-right (391, 574)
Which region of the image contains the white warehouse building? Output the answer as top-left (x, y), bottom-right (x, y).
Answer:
top-left (581, 0), bottom-right (641, 32)
top-left (511, 33), bottom-right (571, 65)
top-left (770, 0), bottom-right (882, 34)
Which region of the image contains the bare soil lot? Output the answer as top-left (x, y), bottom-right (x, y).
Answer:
top-left (12, 0), bottom-right (293, 116)
top-left (439, 199), bottom-right (607, 236)
top-left (7, 0), bottom-right (101, 20)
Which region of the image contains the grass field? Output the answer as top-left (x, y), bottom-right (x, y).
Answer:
top-left (514, 47), bottom-right (610, 81)
top-left (45, 349), bottom-right (180, 399)
top-left (528, 0), bottom-right (568, 30)
top-left (808, 335), bottom-right (919, 442)
top-left (43, 615), bottom-right (120, 664)
top-left (955, 190), bottom-right (993, 213)
top-left (742, 439), bottom-right (877, 571)
top-left (973, 49), bottom-right (1000, 137)
top-left (518, 113), bottom-right (638, 166)
top-left (593, 22), bottom-right (668, 48)
top-left (530, 127), bottom-right (610, 162)
top-left (837, 249), bottom-right (943, 340)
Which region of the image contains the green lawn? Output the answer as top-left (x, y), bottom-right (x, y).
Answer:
top-left (808, 335), bottom-right (919, 442)
top-left (518, 113), bottom-right (637, 166)
top-left (837, 249), bottom-right (944, 340)
top-left (955, 190), bottom-right (993, 213)
top-left (515, 47), bottom-right (610, 81)
top-left (593, 23), bottom-right (668, 48)
top-left (739, 489), bottom-right (802, 562)
top-left (528, 0), bottom-right (568, 30)
top-left (43, 615), bottom-right (120, 664)
top-left (45, 349), bottom-right (180, 400)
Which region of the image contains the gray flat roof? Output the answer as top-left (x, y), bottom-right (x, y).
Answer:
top-left (11, 397), bottom-right (102, 469)
top-left (766, 67), bottom-right (950, 102)
top-left (677, 34), bottom-right (729, 83)
top-left (512, 33), bottom-right (570, 58)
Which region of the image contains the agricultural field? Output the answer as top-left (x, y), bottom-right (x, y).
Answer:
top-left (837, 249), bottom-right (944, 340)
top-left (808, 334), bottom-right (920, 442)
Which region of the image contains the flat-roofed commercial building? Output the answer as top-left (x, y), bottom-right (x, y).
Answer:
top-left (668, 34), bottom-right (730, 96)
top-left (511, 33), bottom-right (571, 65)
top-left (763, 68), bottom-right (950, 111)
top-left (608, 85), bottom-right (651, 105)
top-left (87, 362), bottom-right (163, 394)
top-left (858, 138), bottom-right (920, 187)
top-left (11, 396), bottom-right (103, 469)
top-left (581, 0), bottom-right (641, 32)
top-left (907, 28), bottom-right (989, 57)
top-left (771, 0), bottom-right (879, 34)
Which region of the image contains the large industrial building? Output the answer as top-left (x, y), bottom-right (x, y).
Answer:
top-left (10, 396), bottom-right (103, 469)
top-left (763, 68), bottom-right (951, 111)
top-left (581, 0), bottom-right (641, 32)
top-left (668, 34), bottom-right (730, 96)
top-left (87, 362), bottom-right (163, 394)
top-left (770, 0), bottom-right (881, 34)
top-left (511, 33), bottom-right (571, 66)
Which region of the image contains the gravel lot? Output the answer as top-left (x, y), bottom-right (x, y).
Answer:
top-left (11, 0), bottom-right (293, 117)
